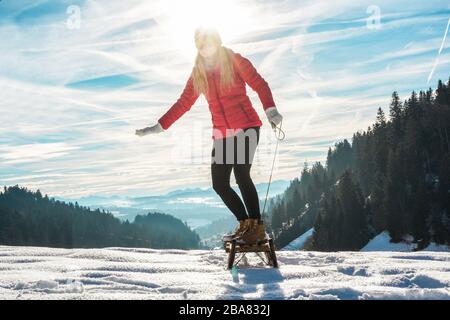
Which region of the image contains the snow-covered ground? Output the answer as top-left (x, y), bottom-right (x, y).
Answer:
top-left (362, 232), bottom-right (450, 252)
top-left (0, 245), bottom-right (449, 300)
top-left (282, 228), bottom-right (314, 251)
top-left (283, 230), bottom-right (450, 253)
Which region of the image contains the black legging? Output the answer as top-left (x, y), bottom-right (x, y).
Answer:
top-left (211, 126), bottom-right (261, 221)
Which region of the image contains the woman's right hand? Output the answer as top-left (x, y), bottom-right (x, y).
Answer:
top-left (135, 122), bottom-right (165, 137)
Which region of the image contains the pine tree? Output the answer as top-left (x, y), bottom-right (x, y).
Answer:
top-left (385, 147), bottom-right (406, 242)
top-left (336, 171), bottom-right (369, 250)
top-left (374, 107), bottom-right (386, 130)
top-left (411, 175), bottom-right (429, 248)
top-left (436, 80), bottom-right (447, 105)
top-left (388, 91), bottom-right (404, 150)
top-left (389, 91), bottom-right (402, 122)
top-left (370, 168), bottom-right (387, 232)
top-left (313, 191), bottom-right (336, 251)
top-left (271, 204), bottom-right (283, 231)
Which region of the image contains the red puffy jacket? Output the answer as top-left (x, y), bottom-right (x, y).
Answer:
top-left (158, 47), bottom-right (276, 139)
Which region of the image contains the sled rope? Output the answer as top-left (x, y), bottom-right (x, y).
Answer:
top-left (261, 119), bottom-right (285, 218)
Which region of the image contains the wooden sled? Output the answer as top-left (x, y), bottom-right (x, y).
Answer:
top-left (223, 236), bottom-right (278, 269)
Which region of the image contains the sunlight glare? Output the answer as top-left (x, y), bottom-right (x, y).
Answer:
top-left (155, 0), bottom-right (259, 58)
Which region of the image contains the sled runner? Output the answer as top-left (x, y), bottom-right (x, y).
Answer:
top-left (223, 237), bottom-right (278, 269)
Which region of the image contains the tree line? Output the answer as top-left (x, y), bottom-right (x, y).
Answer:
top-left (0, 185), bottom-right (201, 249)
top-left (269, 78), bottom-right (450, 251)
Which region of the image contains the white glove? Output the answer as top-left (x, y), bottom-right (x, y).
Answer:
top-left (135, 122), bottom-right (165, 137)
top-left (265, 107), bottom-right (283, 129)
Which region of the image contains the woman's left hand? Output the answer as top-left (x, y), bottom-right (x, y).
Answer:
top-left (265, 107), bottom-right (283, 129)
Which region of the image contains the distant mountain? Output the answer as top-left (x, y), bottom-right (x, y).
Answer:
top-left (55, 180), bottom-right (291, 231)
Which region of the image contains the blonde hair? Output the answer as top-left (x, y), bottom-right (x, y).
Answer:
top-left (192, 27), bottom-right (235, 96)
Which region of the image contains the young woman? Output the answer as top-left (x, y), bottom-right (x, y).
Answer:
top-left (136, 27), bottom-right (283, 244)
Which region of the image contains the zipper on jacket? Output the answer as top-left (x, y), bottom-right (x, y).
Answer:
top-left (211, 71), bottom-right (230, 128)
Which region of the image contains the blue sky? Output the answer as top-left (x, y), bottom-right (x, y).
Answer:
top-left (0, 0), bottom-right (449, 199)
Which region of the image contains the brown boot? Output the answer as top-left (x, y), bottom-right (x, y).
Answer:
top-left (222, 219), bottom-right (249, 242)
top-left (236, 219), bottom-right (267, 244)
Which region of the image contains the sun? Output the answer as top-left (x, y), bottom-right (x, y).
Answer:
top-left (155, 0), bottom-right (259, 58)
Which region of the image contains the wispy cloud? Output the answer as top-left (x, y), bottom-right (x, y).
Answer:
top-left (427, 17), bottom-right (450, 84)
top-left (0, 142), bottom-right (80, 164)
top-left (1, 0), bottom-right (449, 198)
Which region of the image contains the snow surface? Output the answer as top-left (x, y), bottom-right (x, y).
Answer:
top-left (282, 228), bottom-right (314, 251)
top-left (284, 230), bottom-right (450, 253)
top-left (361, 232), bottom-right (450, 252)
top-left (0, 245), bottom-right (449, 300)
